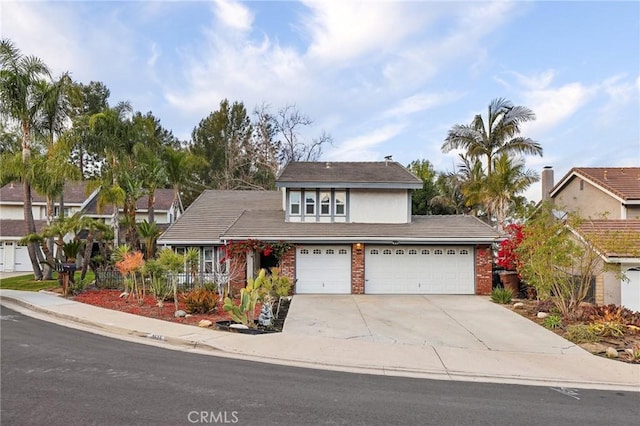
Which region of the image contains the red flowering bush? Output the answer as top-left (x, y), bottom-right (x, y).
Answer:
top-left (222, 240), bottom-right (292, 262)
top-left (496, 223), bottom-right (523, 271)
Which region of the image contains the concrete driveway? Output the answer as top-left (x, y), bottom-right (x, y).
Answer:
top-left (283, 295), bottom-right (579, 355)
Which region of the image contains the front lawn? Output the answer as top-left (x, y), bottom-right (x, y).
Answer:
top-left (0, 271), bottom-right (95, 292)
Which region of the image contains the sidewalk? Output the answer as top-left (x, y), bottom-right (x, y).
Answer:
top-left (1, 289), bottom-right (639, 392)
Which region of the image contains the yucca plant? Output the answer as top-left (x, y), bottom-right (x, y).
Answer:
top-left (491, 287), bottom-right (513, 304)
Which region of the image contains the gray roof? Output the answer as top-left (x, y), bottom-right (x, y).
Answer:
top-left (158, 190), bottom-right (282, 244)
top-left (158, 189), bottom-right (499, 245)
top-left (83, 188), bottom-right (177, 216)
top-left (223, 210), bottom-right (499, 243)
top-left (0, 219), bottom-right (46, 238)
top-left (276, 161), bottom-right (423, 189)
top-left (0, 181), bottom-right (90, 205)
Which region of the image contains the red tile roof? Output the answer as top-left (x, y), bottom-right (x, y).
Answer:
top-left (576, 219), bottom-right (640, 258)
top-left (557, 167), bottom-right (640, 201)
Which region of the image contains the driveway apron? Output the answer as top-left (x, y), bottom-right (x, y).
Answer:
top-left (283, 295), bottom-right (580, 354)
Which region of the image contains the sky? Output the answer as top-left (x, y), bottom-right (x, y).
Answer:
top-left (2, 0), bottom-right (639, 202)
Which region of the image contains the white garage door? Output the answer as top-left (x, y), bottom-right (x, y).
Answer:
top-left (621, 268), bottom-right (640, 312)
top-left (13, 243), bottom-right (33, 272)
top-left (296, 246), bottom-right (351, 294)
top-left (365, 246), bottom-right (475, 294)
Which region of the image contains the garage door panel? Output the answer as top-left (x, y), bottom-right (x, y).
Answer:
top-left (296, 246), bottom-right (351, 294)
top-left (365, 245), bottom-right (474, 294)
top-left (621, 269), bottom-right (640, 312)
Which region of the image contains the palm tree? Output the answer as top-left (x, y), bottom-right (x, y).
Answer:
top-left (162, 146), bottom-right (206, 211)
top-left (0, 39), bottom-right (52, 279)
top-left (137, 220), bottom-right (161, 260)
top-left (88, 102), bottom-right (132, 245)
top-left (484, 154), bottom-right (539, 231)
top-left (442, 98), bottom-right (542, 176)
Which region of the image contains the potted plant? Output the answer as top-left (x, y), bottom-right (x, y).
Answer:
top-left (496, 224), bottom-right (523, 297)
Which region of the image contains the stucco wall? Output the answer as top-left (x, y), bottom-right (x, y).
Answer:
top-left (554, 177), bottom-right (622, 219)
top-left (349, 189), bottom-right (409, 223)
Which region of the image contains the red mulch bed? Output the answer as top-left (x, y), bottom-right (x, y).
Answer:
top-left (72, 289), bottom-right (233, 326)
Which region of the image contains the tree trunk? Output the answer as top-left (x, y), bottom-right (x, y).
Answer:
top-left (148, 189), bottom-right (155, 224)
top-left (23, 181), bottom-right (43, 279)
top-left (80, 230), bottom-right (94, 280)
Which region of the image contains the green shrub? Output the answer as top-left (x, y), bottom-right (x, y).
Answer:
top-left (589, 321), bottom-right (625, 338)
top-left (565, 324), bottom-right (599, 343)
top-left (491, 287), bottom-right (513, 304)
top-left (542, 314), bottom-right (563, 330)
top-left (203, 281), bottom-right (219, 293)
top-left (184, 289), bottom-right (220, 314)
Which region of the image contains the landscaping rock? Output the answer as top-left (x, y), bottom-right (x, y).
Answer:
top-left (536, 312), bottom-right (549, 319)
top-left (198, 319), bottom-right (213, 328)
top-left (579, 342), bottom-right (608, 354)
top-left (185, 314), bottom-right (193, 318)
top-left (605, 347), bottom-right (619, 358)
top-left (174, 310), bottom-right (186, 318)
top-left (513, 302), bottom-right (524, 308)
top-left (229, 323), bottom-right (249, 330)
top-left (119, 292), bottom-right (129, 298)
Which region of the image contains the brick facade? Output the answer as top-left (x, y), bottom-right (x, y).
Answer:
top-left (475, 244), bottom-right (493, 295)
top-left (233, 243), bottom-right (493, 295)
top-left (278, 247), bottom-right (296, 295)
top-left (351, 243), bottom-right (365, 294)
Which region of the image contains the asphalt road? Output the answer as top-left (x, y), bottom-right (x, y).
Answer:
top-left (1, 305), bottom-right (638, 426)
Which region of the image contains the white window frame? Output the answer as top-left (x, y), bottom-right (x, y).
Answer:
top-left (320, 192), bottom-right (331, 216)
top-left (305, 191), bottom-right (316, 216)
top-left (290, 191), bottom-right (301, 216)
top-left (334, 191), bottom-right (346, 216)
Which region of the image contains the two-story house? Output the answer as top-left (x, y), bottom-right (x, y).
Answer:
top-left (0, 181), bottom-right (182, 272)
top-left (542, 166), bottom-right (640, 311)
top-left (158, 161), bottom-right (499, 295)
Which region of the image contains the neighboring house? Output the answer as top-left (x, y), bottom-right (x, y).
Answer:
top-left (542, 166), bottom-right (640, 311)
top-left (0, 182), bottom-right (182, 272)
top-left (158, 161), bottom-right (500, 295)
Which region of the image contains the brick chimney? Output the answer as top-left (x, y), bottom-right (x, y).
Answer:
top-left (541, 166), bottom-right (554, 201)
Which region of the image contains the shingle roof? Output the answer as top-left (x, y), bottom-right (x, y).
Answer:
top-left (83, 188), bottom-right (177, 215)
top-left (551, 167), bottom-right (640, 201)
top-left (575, 219), bottom-right (640, 259)
top-left (223, 210), bottom-right (499, 243)
top-left (0, 181), bottom-right (90, 204)
top-left (276, 161), bottom-right (423, 189)
top-left (0, 219), bottom-right (47, 238)
top-left (158, 189), bottom-right (499, 245)
top-left (158, 190), bottom-right (282, 244)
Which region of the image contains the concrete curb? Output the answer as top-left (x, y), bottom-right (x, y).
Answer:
top-left (2, 294), bottom-right (639, 392)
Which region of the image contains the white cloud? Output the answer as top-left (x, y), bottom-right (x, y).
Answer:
top-left (325, 123), bottom-right (406, 161)
top-left (384, 91), bottom-right (464, 118)
top-left (301, 1), bottom-right (421, 64)
top-left (213, 0), bottom-right (253, 31)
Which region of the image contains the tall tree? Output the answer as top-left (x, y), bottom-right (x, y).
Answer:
top-left (67, 80), bottom-right (110, 178)
top-left (162, 146), bottom-right (206, 211)
top-left (484, 154), bottom-right (539, 231)
top-left (442, 98), bottom-right (541, 176)
top-left (267, 103), bottom-right (333, 166)
top-left (88, 101), bottom-right (133, 246)
top-left (191, 99), bottom-right (254, 190)
top-left (406, 159), bottom-right (438, 215)
top-left (0, 39), bottom-right (54, 279)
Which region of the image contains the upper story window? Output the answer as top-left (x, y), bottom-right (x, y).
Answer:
top-left (290, 191), bottom-right (301, 215)
top-left (305, 191), bottom-right (316, 215)
top-left (320, 192), bottom-right (331, 215)
top-left (335, 191), bottom-right (346, 216)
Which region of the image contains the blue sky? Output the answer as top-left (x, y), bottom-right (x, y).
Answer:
top-left (2, 0), bottom-right (639, 201)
